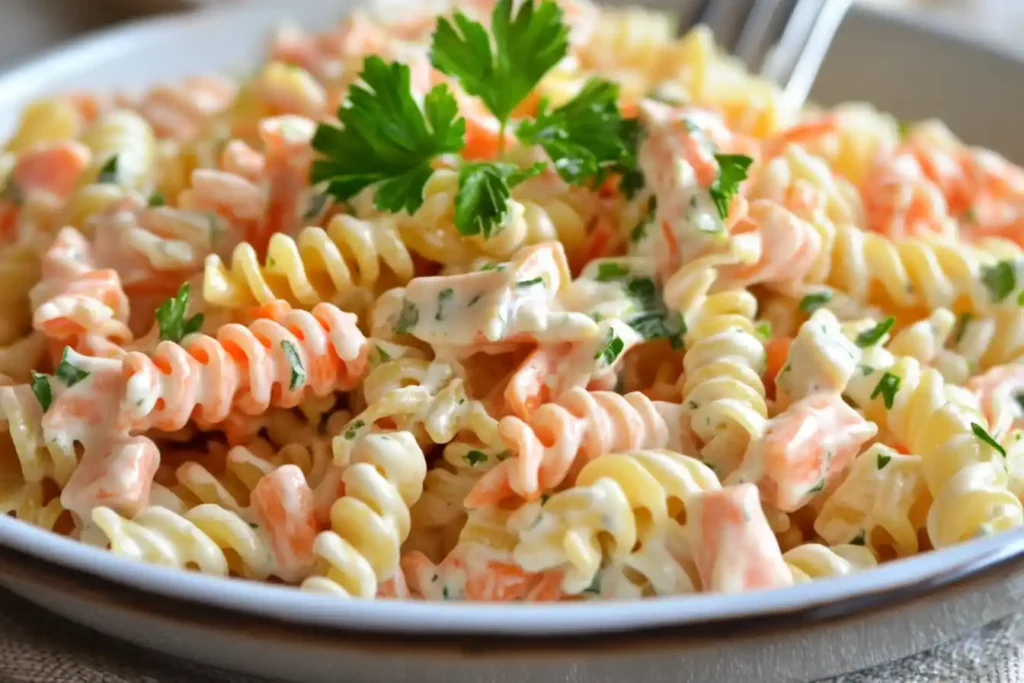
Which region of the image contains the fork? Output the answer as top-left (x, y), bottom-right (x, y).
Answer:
top-left (679, 0), bottom-right (854, 109)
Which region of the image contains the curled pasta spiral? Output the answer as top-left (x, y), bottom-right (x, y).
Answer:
top-left (4, 97), bottom-right (84, 153)
top-left (30, 227), bottom-right (131, 353)
top-left (0, 481), bottom-right (69, 533)
top-left (846, 355), bottom-right (1023, 545)
top-left (0, 242), bottom-right (42, 346)
top-left (783, 543), bottom-right (878, 583)
top-left (663, 250), bottom-right (768, 476)
top-left (301, 431), bottom-right (426, 598)
top-left (92, 504), bottom-right (277, 579)
top-left (513, 449), bottom-right (718, 595)
top-left (203, 213), bottom-right (415, 312)
top-left (395, 169), bottom-right (591, 266)
top-left (122, 300), bottom-right (368, 432)
top-left (466, 387), bottom-right (686, 506)
top-left (0, 384), bottom-right (77, 487)
top-left (814, 444), bottom-right (930, 558)
top-left (173, 438), bottom-right (333, 517)
top-left (731, 199), bottom-right (1024, 319)
top-left (337, 359), bottom-right (500, 460)
top-left (80, 110), bottom-right (157, 192)
top-left (406, 439), bottom-right (505, 562)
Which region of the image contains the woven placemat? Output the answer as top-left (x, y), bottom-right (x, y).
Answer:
top-left (0, 586), bottom-right (1021, 683)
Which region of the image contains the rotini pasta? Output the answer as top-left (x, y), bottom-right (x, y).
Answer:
top-left (3, 0), bottom-right (1023, 606)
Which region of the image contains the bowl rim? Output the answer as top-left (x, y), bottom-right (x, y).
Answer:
top-left (2, 0), bottom-right (1024, 637)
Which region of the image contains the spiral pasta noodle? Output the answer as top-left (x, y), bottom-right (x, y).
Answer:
top-left (514, 449), bottom-right (718, 595)
top-left (4, 0), bottom-right (1024, 606)
top-left (467, 387), bottom-right (686, 506)
top-left (80, 110), bottom-right (157, 192)
top-left (203, 212), bottom-right (415, 312)
top-left (663, 248), bottom-right (769, 477)
top-left (302, 431), bottom-right (426, 597)
top-left (122, 300), bottom-right (368, 432)
top-left (845, 353), bottom-right (1023, 546)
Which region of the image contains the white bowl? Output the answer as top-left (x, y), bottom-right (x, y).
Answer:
top-left (1, 2), bottom-right (1023, 681)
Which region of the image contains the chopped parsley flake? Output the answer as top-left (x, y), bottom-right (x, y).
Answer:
top-left (30, 371), bottom-right (52, 411)
top-left (97, 155), bottom-right (119, 183)
top-left (344, 419), bottom-right (367, 441)
top-left (980, 260), bottom-right (1017, 303)
top-left (708, 154), bottom-right (753, 220)
top-left (971, 422), bottom-right (1006, 457)
top-left (395, 301), bottom-right (419, 334)
top-left (464, 450), bottom-right (488, 466)
top-left (871, 372), bottom-right (900, 409)
top-left (595, 262), bottom-right (630, 282)
top-left (877, 453), bottom-right (892, 469)
top-left (799, 291), bottom-right (832, 313)
top-left (281, 340), bottom-right (306, 390)
top-left (594, 329), bottom-right (625, 366)
top-left (436, 288), bottom-right (454, 321)
top-left (55, 348), bottom-right (89, 388)
top-left (516, 277), bottom-right (544, 288)
top-left (855, 317), bottom-right (895, 348)
top-left (156, 283), bottom-right (204, 343)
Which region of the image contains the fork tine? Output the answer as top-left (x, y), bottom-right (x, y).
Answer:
top-left (734, 0), bottom-right (792, 71)
top-left (697, 0), bottom-right (755, 53)
top-left (762, 0), bottom-right (853, 107)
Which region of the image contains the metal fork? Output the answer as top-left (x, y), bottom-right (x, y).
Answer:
top-left (679, 0), bottom-right (854, 109)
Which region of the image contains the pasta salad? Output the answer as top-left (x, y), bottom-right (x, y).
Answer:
top-left (2, 0), bottom-right (1024, 602)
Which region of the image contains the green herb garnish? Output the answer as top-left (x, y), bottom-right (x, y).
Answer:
top-left (97, 155), bottom-right (119, 184)
top-left (453, 161), bottom-right (543, 238)
top-left (311, 56), bottom-right (465, 214)
top-left (980, 260), bottom-right (1017, 303)
top-left (30, 371), bottom-right (52, 411)
top-left (281, 340), bottom-right (306, 390)
top-left (595, 262), bottom-right (630, 282)
top-left (855, 316), bottom-right (895, 348)
top-left (971, 422), bottom-right (1006, 457)
top-left (516, 78), bottom-right (630, 185)
top-left (430, 0), bottom-right (569, 146)
top-left (799, 291), bottom-right (832, 313)
top-left (394, 301), bottom-right (420, 334)
top-left (595, 329), bottom-right (625, 366)
top-left (708, 154), bottom-right (753, 220)
top-left (464, 450), bottom-right (488, 466)
top-left (871, 371), bottom-right (900, 409)
top-left (55, 348), bottom-right (89, 387)
top-left (156, 282), bottom-right (204, 343)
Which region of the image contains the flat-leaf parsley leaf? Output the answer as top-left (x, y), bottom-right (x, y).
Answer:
top-left (708, 154), bottom-right (753, 220)
top-left (311, 56), bottom-right (465, 214)
top-left (431, 0), bottom-right (568, 139)
top-left (156, 283), bottom-right (204, 343)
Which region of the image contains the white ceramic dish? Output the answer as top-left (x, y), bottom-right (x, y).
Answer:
top-left (2, 1), bottom-right (1024, 680)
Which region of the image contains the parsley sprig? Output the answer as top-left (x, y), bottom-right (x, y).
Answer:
top-left (454, 161), bottom-right (544, 237)
top-left (311, 56), bottom-right (465, 214)
top-left (431, 0), bottom-right (569, 145)
top-left (708, 154), bottom-right (753, 220)
top-left (516, 79), bottom-right (631, 185)
top-left (156, 283), bottom-right (204, 343)
top-left (30, 347), bottom-right (90, 412)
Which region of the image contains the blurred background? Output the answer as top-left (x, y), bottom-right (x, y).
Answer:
top-left (1, 0), bottom-right (1022, 73)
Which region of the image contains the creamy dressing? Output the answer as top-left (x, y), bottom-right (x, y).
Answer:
top-left (776, 309), bottom-right (860, 406)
